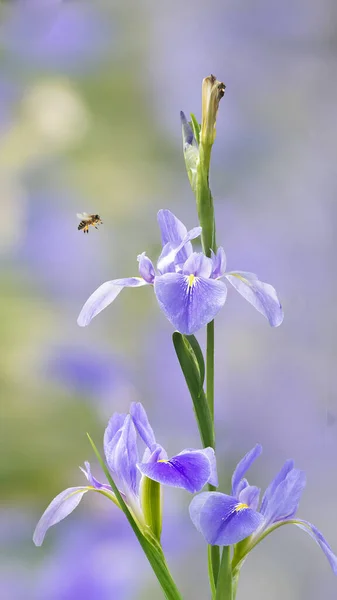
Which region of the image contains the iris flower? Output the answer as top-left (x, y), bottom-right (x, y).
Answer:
top-left (33, 402), bottom-right (217, 546)
top-left (77, 210), bottom-right (283, 334)
top-left (189, 445), bottom-right (337, 574)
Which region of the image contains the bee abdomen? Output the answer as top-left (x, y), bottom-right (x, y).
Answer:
top-left (78, 221), bottom-right (86, 230)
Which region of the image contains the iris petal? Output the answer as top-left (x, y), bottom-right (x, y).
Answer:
top-left (130, 402), bottom-right (156, 449)
top-left (103, 413), bottom-right (127, 452)
top-left (157, 227), bottom-right (202, 274)
top-left (138, 449), bottom-right (212, 493)
top-left (77, 277), bottom-right (148, 327)
top-left (294, 520), bottom-right (337, 575)
top-left (157, 209), bottom-right (192, 265)
top-left (154, 273), bottom-right (227, 335)
top-left (105, 415), bottom-right (139, 496)
top-left (260, 459), bottom-right (294, 516)
top-left (33, 487), bottom-right (89, 546)
top-left (261, 468), bottom-right (306, 526)
top-left (211, 247), bottom-right (227, 278)
top-left (137, 253), bottom-right (155, 283)
top-left (189, 492), bottom-right (263, 545)
top-left (183, 252), bottom-right (213, 278)
top-left (231, 445), bottom-right (262, 497)
top-left (224, 271), bottom-right (284, 327)
top-left (239, 485), bottom-right (260, 511)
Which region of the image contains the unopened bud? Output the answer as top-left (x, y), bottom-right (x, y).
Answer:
top-left (201, 74), bottom-right (225, 146)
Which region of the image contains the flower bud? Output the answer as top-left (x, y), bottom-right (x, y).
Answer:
top-left (201, 74), bottom-right (225, 146)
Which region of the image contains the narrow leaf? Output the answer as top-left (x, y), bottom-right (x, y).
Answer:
top-left (173, 332), bottom-right (214, 448)
top-left (190, 113), bottom-right (201, 145)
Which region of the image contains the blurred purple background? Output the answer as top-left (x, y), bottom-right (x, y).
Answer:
top-left (1, 0), bottom-right (337, 598)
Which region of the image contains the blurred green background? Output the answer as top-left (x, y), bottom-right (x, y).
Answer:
top-left (1, 1), bottom-right (337, 598)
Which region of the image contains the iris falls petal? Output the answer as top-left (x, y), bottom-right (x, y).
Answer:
top-left (33, 487), bottom-right (89, 546)
top-left (154, 273), bottom-right (227, 335)
top-left (224, 271), bottom-right (283, 327)
top-left (294, 520), bottom-right (337, 575)
top-left (189, 492), bottom-right (263, 546)
top-left (138, 450), bottom-right (212, 493)
top-left (77, 277), bottom-right (148, 327)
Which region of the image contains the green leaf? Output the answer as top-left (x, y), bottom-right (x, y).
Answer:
top-left (190, 113), bottom-right (201, 145)
top-left (87, 434), bottom-right (183, 600)
top-left (172, 332), bottom-right (214, 449)
top-left (184, 334), bottom-right (205, 387)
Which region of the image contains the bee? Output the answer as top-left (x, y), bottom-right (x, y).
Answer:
top-left (77, 213), bottom-right (103, 234)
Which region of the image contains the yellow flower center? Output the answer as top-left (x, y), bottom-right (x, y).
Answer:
top-left (187, 274), bottom-right (196, 288)
top-left (235, 502), bottom-right (248, 512)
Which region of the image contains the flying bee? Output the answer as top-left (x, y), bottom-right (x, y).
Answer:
top-left (77, 213), bottom-right (103, 234)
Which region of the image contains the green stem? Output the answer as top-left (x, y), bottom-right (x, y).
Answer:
top-left (206, 320), bottom-right (215, 421)
top-left (215, 546), bottom-right (232, 600)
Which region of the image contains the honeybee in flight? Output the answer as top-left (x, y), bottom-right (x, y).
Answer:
top-left (77, 213), bottom-right (103, 234)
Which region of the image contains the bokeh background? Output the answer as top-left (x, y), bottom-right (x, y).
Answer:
top-left (1, 0), bottom-right (337, 598)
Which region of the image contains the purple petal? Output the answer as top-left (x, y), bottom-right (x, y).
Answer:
top-left (79, 461), bottom-right (106, 490)
top-left (261, 468), bottom-right (306, 526)
top-left (224, 271), bottom-right (284, 327)
top-left (211, 247), bottom-right (227, 278)
top-left (33, 487), bottom-right (88, 546)
top-left (260, 459), bottom-right (294, 516)
top-left (189, 492), bottom-right (263, 545)
top-left (180, 111), bottom-right (197, 147)
top-left (138, 450), bottom-right (212, 493)
top-left (183, 253), bottom-right (213, 278)
top-left (157, 209), bottom-right (191, 266)
top-left (294, 520), bottom-right (337, 575)
top-left (104, 415), bottom-right (139, 496)
top-left (157, 227), bottom-right (202, 274)
top-left (238, 485), bottom-right (260, 511)
top-left (231, 445), bottom-right (262, 497)
top-left (130, 402), bottom-right (156, 449)
top-left (154, 273), bottom-right (227, 335)
top-left (137, 253), bottom-right (155, 284)
top-left (103, 413), bottom-right (127, 454)
top-left (201, 447), bottom-right (218, 487)
top-left (77, 277), bottom-right (148, 327)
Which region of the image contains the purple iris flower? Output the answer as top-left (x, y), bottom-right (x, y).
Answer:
top-left (77, 210), bottom-right (283, 334)
top-left (189, 445), bottom-right (337, 574)
top-left (33, 402), bottom-right (217, 546)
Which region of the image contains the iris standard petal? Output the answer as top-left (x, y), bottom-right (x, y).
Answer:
top-left (103, 413), bottom-right (127, 455)
top-left (183, 252), bottom-right (213, 278)
top-left (224, 271), bottom-right (284, 327)
top-left (138, 450), bottom-right (211, 493)
top-left (154, 273), bottom-right (227, 335)
top-left (105, 415), bottom-right (139, 495)
top-left (190, 492), bottom-right (263, 546)
top-left (137, 253), bottom-right (155, 283)
top-left (211, 247), bottom-right (226, 278)
top-left (157, 209), bottom-right (192, 265)
top-left (262, 468), bottom-right (306, 526)
top-left (294, 520), bottom-right (337, 575)
top-left (33, 487), bottom-right (89, 546)
top-left (157, 227), bottom-right (202, 274)
top-left (130, 402), bottom-right (156, 449)
top-left (77, 277), bottom-right (148, 327)
top-left (231, 445), bottom-right (262, 497)
top-left (260, 459), bottom-right (294, 516)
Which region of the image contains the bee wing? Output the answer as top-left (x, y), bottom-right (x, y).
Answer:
top-left (77, 212), bottom-right (89, 221)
